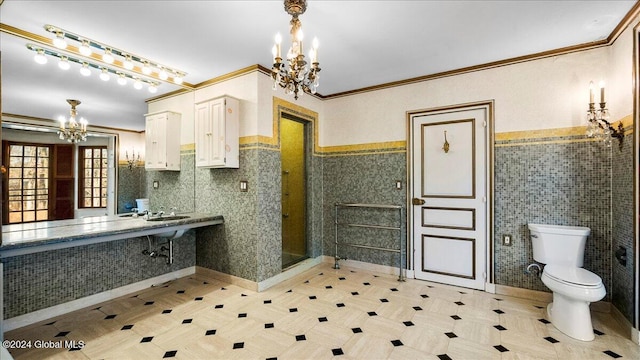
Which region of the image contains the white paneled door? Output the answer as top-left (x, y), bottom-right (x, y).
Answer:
top-left (409, 103), bottom-right (491, 290)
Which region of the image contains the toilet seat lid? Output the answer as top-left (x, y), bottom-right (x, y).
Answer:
top-left (544, 265), bottom-right (603, 287)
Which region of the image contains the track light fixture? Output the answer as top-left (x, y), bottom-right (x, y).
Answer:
top-left (44, 24), bottom-right (187, 86)
top-left (27, 44), bottom-right (161, 93)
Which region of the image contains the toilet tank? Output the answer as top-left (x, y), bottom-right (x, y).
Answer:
top-left (527, 223), bottom-right (591, 267)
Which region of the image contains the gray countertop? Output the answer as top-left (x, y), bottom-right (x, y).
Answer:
top-left (1, 213), bottom-right (223, 257)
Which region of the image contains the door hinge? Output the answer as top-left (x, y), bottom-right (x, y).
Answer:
top-left (483, 121), bottom-right (487, 127)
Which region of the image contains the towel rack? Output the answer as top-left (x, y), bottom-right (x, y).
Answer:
top-left (334, 203), bottom-right (405, 281)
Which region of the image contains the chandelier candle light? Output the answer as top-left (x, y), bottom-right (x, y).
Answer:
top-left (586, 80), bottom-right (623, 148)
top-left (271, 0), bottom-right (321, 100)
top-left (58, 99), bottom-right (88, 143)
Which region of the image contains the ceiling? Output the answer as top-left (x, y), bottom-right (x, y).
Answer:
top-left (1, 0), bottom-right (637, 132)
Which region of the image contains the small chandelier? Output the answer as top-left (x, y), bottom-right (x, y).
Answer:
top-left (271, 0), bottom-right (321, 100)
top-left (58, 99), bottom-right (88, 143)
top-left (585, 81), bottom-right (623, 149)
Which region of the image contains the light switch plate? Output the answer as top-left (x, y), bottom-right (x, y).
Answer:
top-left (153, 180), bottom-right (159, 189)
top-left (502, 234), bottom-right (513, 246)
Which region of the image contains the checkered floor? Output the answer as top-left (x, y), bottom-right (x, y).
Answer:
top-left (5, 263), bottom-right (640, 359)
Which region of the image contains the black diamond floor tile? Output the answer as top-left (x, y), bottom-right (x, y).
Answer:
top-left (380, 298), bottom-right (389, 303)
top-left (289, 308), bottom-right (298, 313)
top-left (162, 309), bottom-right (172, 314)
top-left (140, 336), bottom-right (153, 343)
top-left (295, 334), bottom-right (306, 341)
top-left (352, 327), bottom-right (362, 333)
top-left (238, 313), bottom-right (247, 318)
top-left (215, 304), bottom-right (224, 309)
top-left (325, 286), bottom-right (333, 289)
top-left (104, 314), bottom-right (117, 320)
top-left (194, 297), bottom-right (203, 301)
top-left (264, 300), bottom-right (272, 304)
top-left (455, 301), bottom-right (465, 305)
top-left (403, 321), bottom-right (414, 327)
top-left (367, 311), bottom-right (377, 316)
top-left (494, 325), bottom-right (507, 331)
top-left (493, 309), bottom-right (505, 314)
top-left (121, 325), bottom-right (134, 330)
top-left (336, 303), bottom-right (345, 308)
top-left (163, 350), bottom-right (177, 358)
top-left (55, 331), bottom-right (70, 337)
top-left (594, 329), bottom-right (606, 335)
top-left (318, 317), bottom-right (328, 322)
top-left (603, 350), bottom-right (622, 358)
top-left (233, 342), bottom-right (244, 349)
top-left (265, 323), bottom-right (275, 329)
top-left (437, 355), bottom-right (453, 360)
top-left (538, 318), bottom-right (551, 324)
top-left (420, 294), bottom-right (429, 298)
top-left (176, 290), bottom-right (185, 294)
top-left (494, 345), bottom-right (509, 352)
top-left (182, 319), bottom-right (192, 324)
top-left (309, 295), bottom-right (317, 300)
top-left (144, 301), bottom-right (154, 305)
top-left (445, 332), bottom-right (457, 338)
top-left (413, 306), bottom-right (423, 311)
top-left (391, 339), bottom-right (403, 346)
top-left (332, 348), bottom-right (344, 356)
top-left (450, 315), bottom-right (461, 320)
top-left (205, 329), bottom-right (216, 336)
top-left (544, 336), bottom-right (559, 343)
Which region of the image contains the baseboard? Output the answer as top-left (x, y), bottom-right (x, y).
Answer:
top-left (258, 257), bottom-right (323, 291)
top-left (494, 284), bottom-right (612, 313)
top-left (3, 267), bottom-right (196, 332)
top-left (196, 267), bottom-right (258, 292)
top-left (495, 284), bottom-right (553, 303)
top-left (610, 304), bottom-right (636, 342)
top-left (323, 256), bottom-right (406, 280)
top-left (196, 257), bottom-right (325, 293)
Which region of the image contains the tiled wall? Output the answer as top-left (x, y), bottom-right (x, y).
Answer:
top-left (195, 141), bottom-right (325, 282)
top-left (117, 165), bottom-right (146, 214)
top-left (145, 150), bottom-right (196, 213)
top-left (611, 126), bottom-right (635, 322)
top-left (3, 231), bottom-right (196, 319)
top-left (494, 134), bottom-right (612, 299)
top-left (194, 149), bottom-right (261, 281)
top-left (322, 151), bottom-right (407, 269)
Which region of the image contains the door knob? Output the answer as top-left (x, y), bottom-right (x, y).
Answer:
top-left (412, 198), bottom-right (425, 205)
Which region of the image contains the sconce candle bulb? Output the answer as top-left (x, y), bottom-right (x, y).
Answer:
top-left (585, 80), bottom-right (622, 149)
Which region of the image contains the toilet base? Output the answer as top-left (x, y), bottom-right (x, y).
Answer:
top-left (547, 292), bottom-right (595, 341)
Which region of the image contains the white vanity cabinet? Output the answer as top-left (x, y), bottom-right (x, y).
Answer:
top-left (145, 111), bottom-right (181, 171)
top-left (194, 96), bottom-right (239, 168)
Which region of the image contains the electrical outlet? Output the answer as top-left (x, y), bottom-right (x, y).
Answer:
top-left (502, 234), bottom-right (513, 246)
top-left (395, 180), bottom-right (402, 190)
top-left (153, 180), bottom-right (159, 189)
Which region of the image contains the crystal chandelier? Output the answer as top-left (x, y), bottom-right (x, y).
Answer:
top-left (271, 0), bottom-right (321, 100)
top-left (585, 80), bottom-right (623, 149)
top-left (58, 99), bottom-right (88, 143)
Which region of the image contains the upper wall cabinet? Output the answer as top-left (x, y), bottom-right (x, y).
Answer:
top-left (195, 96), bottom-right (239, 169)
top-left (145, 111), bottom-right (181, 171)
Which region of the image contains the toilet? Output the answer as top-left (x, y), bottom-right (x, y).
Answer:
top-left (528, 223), bottom-right (606, 341)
